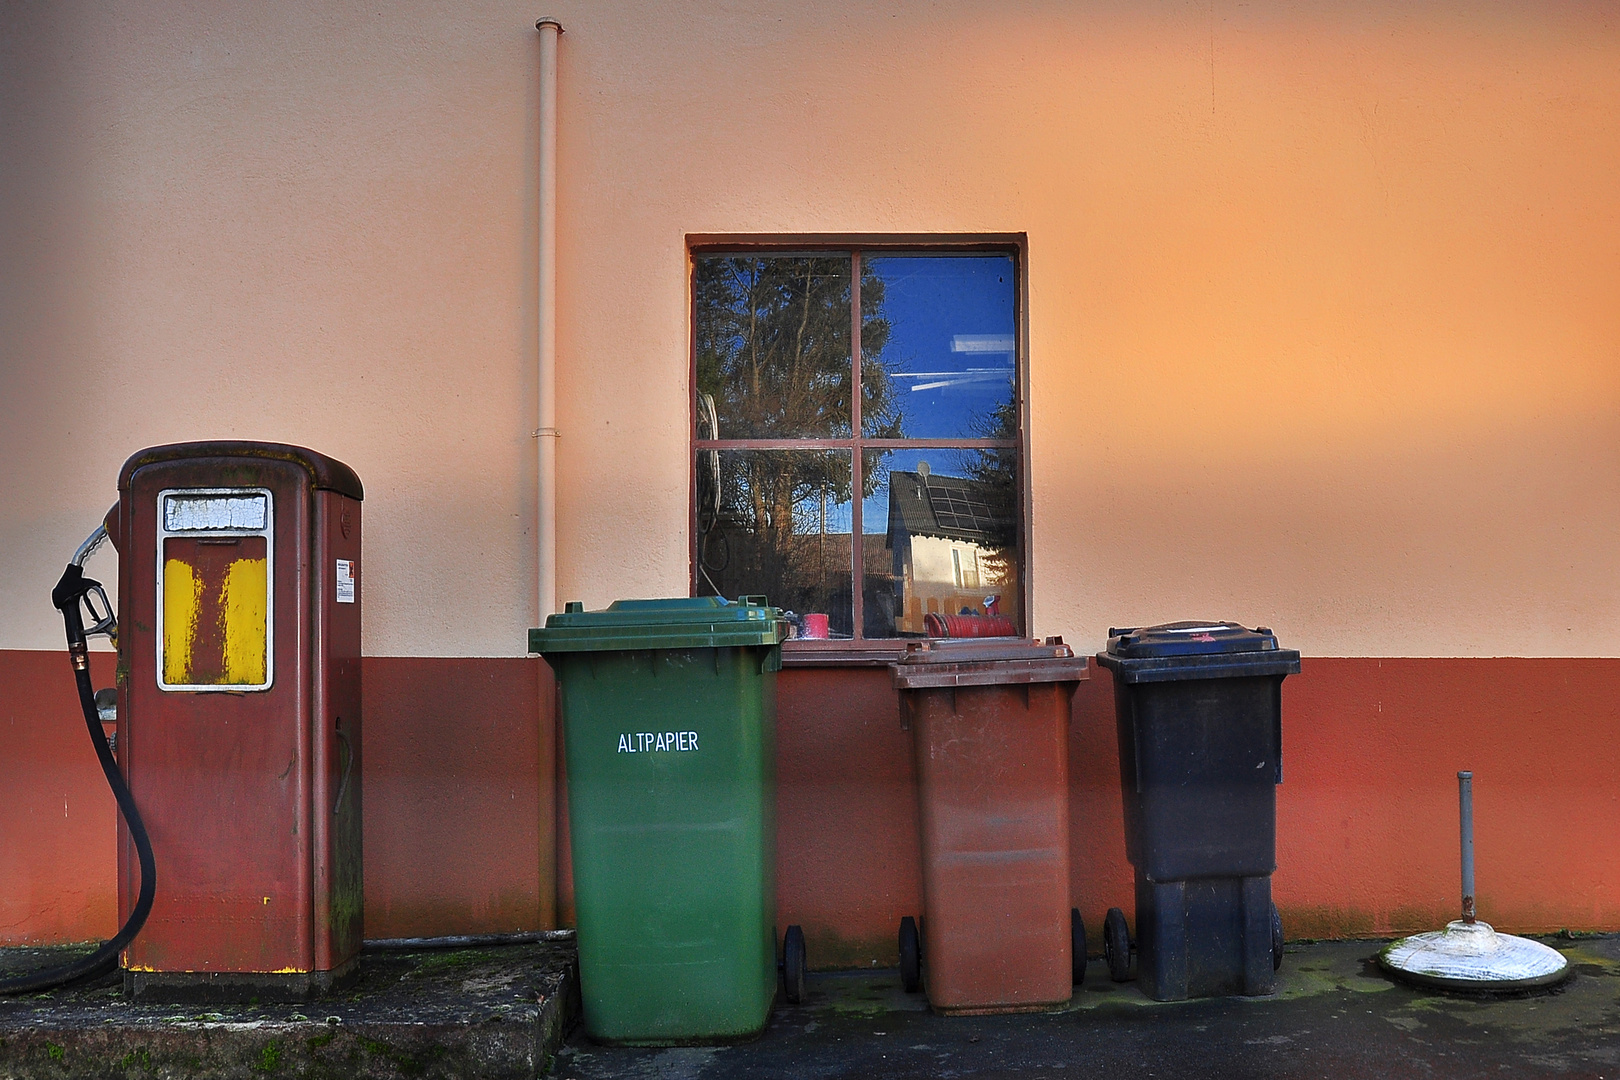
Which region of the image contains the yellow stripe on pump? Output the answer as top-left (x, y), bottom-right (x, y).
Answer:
top-left (162, 559), bottom-right (203, 685)
top-left (221, 556), bottom-right (268, 685)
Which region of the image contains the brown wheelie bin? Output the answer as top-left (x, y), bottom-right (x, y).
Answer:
top-left (891, 638), bottom-right (1090, 1013)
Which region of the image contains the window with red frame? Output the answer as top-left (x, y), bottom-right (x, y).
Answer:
top-left (692, 248), bottom-right (1024, 642)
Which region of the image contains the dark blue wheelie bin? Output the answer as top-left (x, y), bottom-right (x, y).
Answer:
top-left (1097, 622), bottom-right (1300, 1001)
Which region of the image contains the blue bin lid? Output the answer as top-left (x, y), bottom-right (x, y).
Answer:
top-left (1097, 621), bottom-right (1301, 683)
top-left (1106, 621), bottom-right (1280, 659)
top-left (528, 595), bottom-right (788, 653)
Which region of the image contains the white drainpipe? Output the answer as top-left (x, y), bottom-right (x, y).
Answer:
top-left (536, 17), bottom-right (562, 622)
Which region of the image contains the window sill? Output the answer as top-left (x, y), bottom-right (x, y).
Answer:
top-left (779, 640), bottom-right (911, 667)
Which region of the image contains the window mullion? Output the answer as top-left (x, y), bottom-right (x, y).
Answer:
top-left (849, 250), bottom-right (864, 640)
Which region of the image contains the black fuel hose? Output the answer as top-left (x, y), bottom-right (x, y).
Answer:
top-left (0, 564), bottom-right (156, 994)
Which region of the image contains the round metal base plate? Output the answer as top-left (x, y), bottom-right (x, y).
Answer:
top-left (1379, 920), bottom-right (1570, 992)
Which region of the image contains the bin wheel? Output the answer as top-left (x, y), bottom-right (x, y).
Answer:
top-left (1271, 904), bottom-right (1284, 972)
top-left (1071, 908), bottom-right (1086, 986)
top-left (1104, 907), bottom-right (1133, 983)
top-left (899, 916), bottom-right (922, 994)
top-left (783, 925), bottom-right (807, 1004)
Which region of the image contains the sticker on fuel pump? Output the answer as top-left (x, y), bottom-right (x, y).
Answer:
top-left (617, 731), bottom-right (699, 753)
top-left (336, 560), bottom-right (355, 603)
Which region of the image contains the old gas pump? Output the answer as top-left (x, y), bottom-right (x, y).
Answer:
top-left (9, 442), bottom-right (366, 1001)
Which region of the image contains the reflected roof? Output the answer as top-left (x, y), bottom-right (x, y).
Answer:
top-left (885, 470), bottom-right (1004, 546)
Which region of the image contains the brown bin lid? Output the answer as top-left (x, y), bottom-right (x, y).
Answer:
top-left (891, 637), bottom-right (1090, 689)
top-left (118, 441), bottom-right (363, 501)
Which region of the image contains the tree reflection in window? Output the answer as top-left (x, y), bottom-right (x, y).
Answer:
top-left (695, 256), bottom-right (901, 441)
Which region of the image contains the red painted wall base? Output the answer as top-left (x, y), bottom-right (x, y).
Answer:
top-left (1, 650), bottom-right (119, 943)
top-left (773, 658), bottom-right (1620, 967)
top-left (4, 651), bottom-right (1616, 968)
top-left (360, 657), bottom-right (555, 938)
top-left (0, 652), bottom-right (554, 944)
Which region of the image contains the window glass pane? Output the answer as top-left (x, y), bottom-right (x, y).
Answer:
top-left (861, 447), bottom-right (1021, 638)
top-left (694, 255), bottom-right (855, 439)
top-left (863, 255), bottom-right (1017, 439)
top-left (695, 449), bottom-right (855, 637)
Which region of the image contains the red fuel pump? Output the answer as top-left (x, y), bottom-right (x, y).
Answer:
top-left (116, 442), bottom-right (364, 1000)
top-left (3, 442), bottom-right (365, 1002)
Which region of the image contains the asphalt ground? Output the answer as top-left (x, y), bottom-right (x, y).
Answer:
top-left (553, 935), bottom-right (1620, 1080)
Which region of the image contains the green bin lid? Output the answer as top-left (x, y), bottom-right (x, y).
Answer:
top-left (529, 596), bottom-right (789, 654)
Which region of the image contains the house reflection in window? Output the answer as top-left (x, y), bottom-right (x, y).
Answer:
top-left (885, 467), bottom-right (1018, 636)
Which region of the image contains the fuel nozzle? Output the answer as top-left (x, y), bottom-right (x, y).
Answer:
top-left (54, 525), bottom-right (118, 650)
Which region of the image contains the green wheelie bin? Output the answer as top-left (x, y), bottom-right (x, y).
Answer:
top-left (530, 596), bottom-right (795, 1044)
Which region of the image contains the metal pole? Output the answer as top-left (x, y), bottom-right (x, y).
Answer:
top-left (535, 17), bottom-right (563, 623)
top-left (535, 14), bottom-right (564, 933)
top-left (1458, 770), bottom-right (1475, 923)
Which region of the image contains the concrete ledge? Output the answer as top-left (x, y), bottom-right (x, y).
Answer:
top-left (0, 939), bottom-right (578, 1079)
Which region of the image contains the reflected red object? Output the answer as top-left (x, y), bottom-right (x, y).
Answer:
top-left (924, 613), bottom-right (1018, 638)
